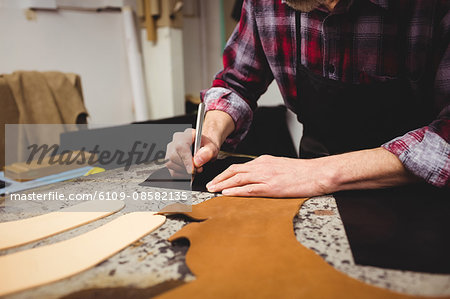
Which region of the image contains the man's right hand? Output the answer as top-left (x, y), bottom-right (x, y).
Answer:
top-left (165, 128), bottom-right (221, 177)
top-left (165, 110), bottom-right (236, 177)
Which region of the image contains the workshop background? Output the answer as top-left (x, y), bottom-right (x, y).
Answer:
top-left (0, 0), bottom-right (301, 145)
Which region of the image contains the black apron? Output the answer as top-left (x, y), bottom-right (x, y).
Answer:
top-left (293, 11), bottom-right (430, 159)
top-left (292, 10), bottom-right (450, 274)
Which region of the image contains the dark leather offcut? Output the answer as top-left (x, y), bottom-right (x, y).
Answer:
top-left (334, 184), bottom-right (450, 274)
top-left (140, 156), bottom-right (253, 192)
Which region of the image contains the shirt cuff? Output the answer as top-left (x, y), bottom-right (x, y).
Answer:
top-left (201, 87), bottom-right (253, 149)
top-left (382, 127), bottom-right (450, 188)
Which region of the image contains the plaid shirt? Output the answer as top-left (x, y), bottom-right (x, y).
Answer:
top-left (201, 0), bottom-right (450, 187)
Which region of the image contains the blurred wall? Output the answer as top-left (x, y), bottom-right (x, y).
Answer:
top-left (0, 0), bottom-right (291, 129)
top-left (0, 0), bottom-right (135, 124)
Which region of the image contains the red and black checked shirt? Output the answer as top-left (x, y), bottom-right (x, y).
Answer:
top-left (201, 0), bottom-right (450, 187)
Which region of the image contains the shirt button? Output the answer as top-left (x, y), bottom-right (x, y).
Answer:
top-left (327, 63), bottom-right (335, 74)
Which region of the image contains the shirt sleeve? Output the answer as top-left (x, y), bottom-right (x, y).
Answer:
top-left (200, 0), bottom-right (274, 148)
top-left (382, 6), bottom-right (450, 188)
top-left (382, 106), bottom-right (449, 187)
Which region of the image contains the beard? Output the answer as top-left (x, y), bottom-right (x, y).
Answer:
top-left (284, 0), bottom-right (329, 12)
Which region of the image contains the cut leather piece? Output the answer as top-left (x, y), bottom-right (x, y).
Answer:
top-left (140, 167), bottom-right (191, 191)
top-left (0, 212), bottom-right (166, 297)
top-left (156, 196), bottom-right (449, 299)
top-left (140, 156), bottom-right (253, 192)
top-left (0, 200), bottom-right (125, 250)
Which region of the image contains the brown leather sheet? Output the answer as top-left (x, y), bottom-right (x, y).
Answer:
top-left (156, 196), bottom-right (449, 299)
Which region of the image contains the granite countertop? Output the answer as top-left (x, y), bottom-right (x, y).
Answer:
top-left (1, 164), bottom-right (449, 298)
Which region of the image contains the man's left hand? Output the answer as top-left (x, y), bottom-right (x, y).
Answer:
top-left (206, 155), bottom-right (332, 197)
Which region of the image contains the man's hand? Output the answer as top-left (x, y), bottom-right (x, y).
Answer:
top-left (206, 148), bottom-right (420, 198)
top-left (165, 110), bottom-right (236, 177)
top-left (206, 155), bottom-right (331, 197)
top-left (165, 128), bottom-right (220, 177)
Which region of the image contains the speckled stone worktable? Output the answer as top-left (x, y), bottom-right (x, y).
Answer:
top-left (1, 164), bottom-right (449, 298)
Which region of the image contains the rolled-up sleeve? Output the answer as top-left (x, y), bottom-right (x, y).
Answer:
top-left (382, 106), bottom-right (450, 187)
top-left (200, 0), bottom-right (273, 147)
top-left (201, 87), bottom-right (253, 148)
